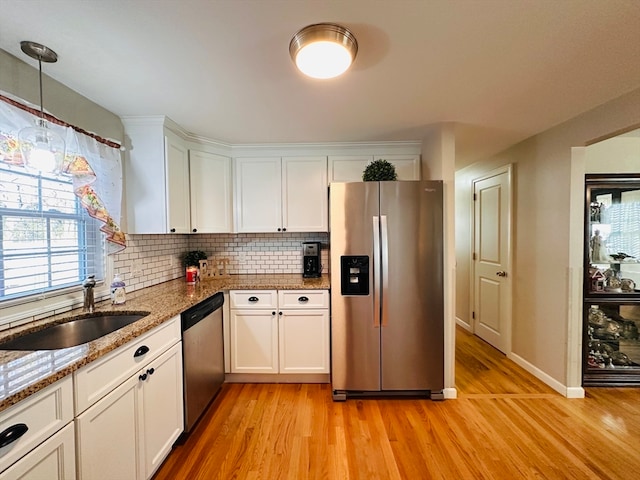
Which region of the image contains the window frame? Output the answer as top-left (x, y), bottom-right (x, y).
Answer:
top-left (0, 164), bottom-right (108, 310)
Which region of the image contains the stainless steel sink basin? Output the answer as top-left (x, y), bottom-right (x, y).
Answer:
top-left (0, 313), bottom-right (149, 350)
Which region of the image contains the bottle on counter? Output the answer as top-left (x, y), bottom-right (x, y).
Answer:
top-left (110, 273), bottom-right (126, 305)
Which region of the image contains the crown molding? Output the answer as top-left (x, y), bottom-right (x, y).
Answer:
top-left (121, 116), bottom-right (422, 156)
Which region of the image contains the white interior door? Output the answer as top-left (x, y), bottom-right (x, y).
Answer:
top-left (473, 167), bottom-right (512, 353)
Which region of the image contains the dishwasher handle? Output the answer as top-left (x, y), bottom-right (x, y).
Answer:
top-left (181, 292), bottom-right (224, 332)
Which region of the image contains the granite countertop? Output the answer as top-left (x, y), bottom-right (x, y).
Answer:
top-left (0, 274), bottom-right (330, 413)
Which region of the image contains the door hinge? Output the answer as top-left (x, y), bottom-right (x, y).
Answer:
top-left (473, 193), bottom-right (477, 201)
top-left (472, 311), bottom-right (475, 319)
top-left (472, 252), bottom-right (476, 261)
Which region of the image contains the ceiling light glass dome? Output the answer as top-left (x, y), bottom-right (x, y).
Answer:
top-left (289, 23), bottom-right (358, 79)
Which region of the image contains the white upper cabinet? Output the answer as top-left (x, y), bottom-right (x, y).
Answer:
top-left (122, 116), bottom-right (191, 234)
top-left (235, 156), bottom-right (328, 233)
top-left (165, 130), bottom-right (191, 233)
top-left (189, 150), bottom-right (233, 233)
top-left (328, 155), bottom-right (372, 183)
top-left (234, 157), bottom-right (282, 233)
top-left (328, 154), bottom-right (421, 182)
top-left (281, 156), bottom-right (328, 232)
top-left (374, 154), bottom-right (421, 181)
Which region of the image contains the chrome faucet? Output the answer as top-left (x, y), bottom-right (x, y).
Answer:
top-left (83, 275), bottom-right (96, 313)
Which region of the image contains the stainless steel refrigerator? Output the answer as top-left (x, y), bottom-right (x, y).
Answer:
top-left (330, 181), bottom-right (444, 401)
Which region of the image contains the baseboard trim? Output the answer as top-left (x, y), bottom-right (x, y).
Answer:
top-left (225, 373), bottom-right (330, 384)
top-left (443, 387), bottom-right (458, 399)
top-left (508, 352), bottom-right (582, 398)
top-left (455, 317), bottom-right (472, 331)
top-left (565, 386), bottom-right (585, 398)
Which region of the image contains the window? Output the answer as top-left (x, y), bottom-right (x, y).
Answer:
top-left (0, 165), bottom-right (104, 301)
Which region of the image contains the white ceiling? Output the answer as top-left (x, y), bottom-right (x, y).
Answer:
top-left (2, 0), bottom-right (640, 168)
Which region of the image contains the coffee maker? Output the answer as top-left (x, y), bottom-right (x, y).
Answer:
top-left (302, 242), bottom-right (321, 278)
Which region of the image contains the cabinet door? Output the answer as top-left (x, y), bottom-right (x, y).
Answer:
top-left (328, 155), bottom-right (373, 182)
top-left (234, 157), bottom-right (282, 233)
top-left (282, 156), bottom-right (328, 232)
top-left (279, 309), bottom-right (330, 374)
top-left (0, 377), bottom-right (73, 473)
top-left (0, 423), bottom-right (76, 480)
top-left (140, 343), bottom-right (184, 480)
top-left (189, 150), bottom-right (233, 233)
top-left (165, 130), bottom-right (191, 233)
top-left (76, 374), bottom-right (141, 480)
top-left (230, 309), bottom-right (278, 373)
top-left (374, 154), bottom-right (421, 180)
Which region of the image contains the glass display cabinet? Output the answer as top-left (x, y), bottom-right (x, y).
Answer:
top-left (584, 174), bottom-right (640, 386)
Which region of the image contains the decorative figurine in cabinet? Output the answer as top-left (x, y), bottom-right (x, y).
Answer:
top-left (583, 174), bottom-right (640, 386)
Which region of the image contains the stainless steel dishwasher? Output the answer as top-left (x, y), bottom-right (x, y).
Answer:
top-left (181, 291), bottom-right (225, 433)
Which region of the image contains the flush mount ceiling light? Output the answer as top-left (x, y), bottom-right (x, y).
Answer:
top-left (18, 40), bottom-right (66, 174)
top-left (289, 23), bottom-right (358, 79)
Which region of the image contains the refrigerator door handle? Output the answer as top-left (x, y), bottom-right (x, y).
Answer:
top-left (380, 215), bottom-right (389, 327)
top-left (373, 215), bottom-right (381, 328)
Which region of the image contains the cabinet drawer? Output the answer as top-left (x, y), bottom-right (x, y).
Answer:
top-left (230, 290), bottom-right (277, 309)
top-left (0, 376), bottom-right (73, 474)
top-left (74, 316), bottom-right (180, 414)
top-left (278, 290), bottom-right (329, 309)
top-left (0, 421), bottom-right (76, 480)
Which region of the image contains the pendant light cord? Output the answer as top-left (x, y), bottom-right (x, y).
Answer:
top-left (38, 57), bottom-right (44, 118)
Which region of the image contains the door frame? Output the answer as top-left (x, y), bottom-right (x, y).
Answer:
top-left (470, 164), bottom-right (514, 355)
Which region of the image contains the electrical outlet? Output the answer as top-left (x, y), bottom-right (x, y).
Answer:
top-left (131, 261), bottom-right (143, 278)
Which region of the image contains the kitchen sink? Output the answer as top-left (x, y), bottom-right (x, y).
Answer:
top-left (0, 312), bottom-right (149, 350)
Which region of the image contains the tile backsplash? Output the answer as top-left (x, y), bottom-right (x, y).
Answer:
top-left (112, 232), bottom-right (329, 293)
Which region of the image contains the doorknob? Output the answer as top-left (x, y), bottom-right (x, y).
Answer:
top-left (496, 271), bottom-right (507, 277)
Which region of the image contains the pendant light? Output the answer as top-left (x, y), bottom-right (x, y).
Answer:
top-left (18, 41), bottom-right (65, 174)
top-left (289, 23), bottom-right (358, 79)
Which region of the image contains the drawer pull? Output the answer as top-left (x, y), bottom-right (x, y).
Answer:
top-left (134, 345), bottom-right (150, 358)
top-left (147, 368), bottom-right (155, 376)
top-left (298, 296), bottom-right (309, 303)
top-left (248, 296), bottom-right (259, 303)
top-left (139, 373), bottom-right (148, 381)
top-left (0, 423), bottom-right (28, 448)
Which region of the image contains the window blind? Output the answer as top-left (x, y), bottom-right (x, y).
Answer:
top-left (0, 165), bottom-right (105, 301)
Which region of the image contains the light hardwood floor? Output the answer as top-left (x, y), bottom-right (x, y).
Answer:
top-left (153, 327), bottom-right (640, 479)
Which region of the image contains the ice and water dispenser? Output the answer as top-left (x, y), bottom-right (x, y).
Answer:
top-left (340, 256), bottom-right (369, 295)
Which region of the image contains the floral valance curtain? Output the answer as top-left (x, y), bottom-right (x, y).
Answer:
top-left (0, 92), bottom-right (125, 254)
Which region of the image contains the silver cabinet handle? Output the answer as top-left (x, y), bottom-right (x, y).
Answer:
top-left (496, 271), bottom-right (507, 277)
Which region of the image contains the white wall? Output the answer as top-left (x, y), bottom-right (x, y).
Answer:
top-left (0, 49), bottom-right (124, 143)
top-left (456, 87), bottom-right (640, 392)
top-left (421, 124), bottom-right (457, 398)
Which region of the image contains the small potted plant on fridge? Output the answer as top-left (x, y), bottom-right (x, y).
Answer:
top-left (362, 159), bottom-right (398, 181)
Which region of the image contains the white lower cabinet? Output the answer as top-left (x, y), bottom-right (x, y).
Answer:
top-left (0, 422), bottom-right (76, 480)
top-left (140, 343), bottom-right (184, 478)
top-left (230, 309), bottom-right (279, 374)
top-left (279, 309), bottom-right (329, 374)
top-left (76, 372), bottom-right (139, 480)
top-left (76, 342), bottom-right (183, 480)
top-left (229, 290), bottom-right (329, 375)
top-left (0, 376), bottom-right (74, 478)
